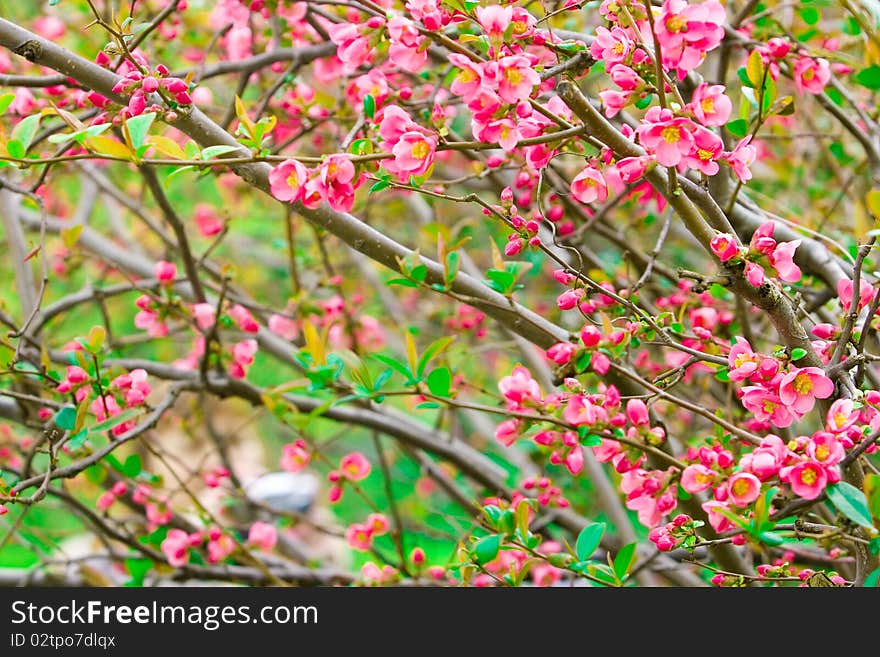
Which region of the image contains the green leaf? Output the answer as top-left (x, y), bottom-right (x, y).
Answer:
top-left (125, 558), bottom-right (153, 586)
top-left (53, 406), bottom-right (77, 431)
top-left (0, 93), bottom-right (14, 115)
top-left (726, 118), bottom-right (748, 138)
top-left (10, 114), bottom-right (42, 152)
top-left (575, 522), bottom-right (605, 561)
top-left (370, 179), bottom-right (391, 193)
top-left (6, 140), bottom-right (25, 159)
top-left (416, 335), bottom-right (454, 377)
top-left (200, 145), bottom-right (240, 160)
top-left (426, 366), bottom-right (452, 397)
top-left (125, 112), bottom-right (155, 152)
top-left (122, 454), bottom-right (143, 477)
top-left (363, 94), bottom-right (376, 119)
top-left (866, 568), bottom-right (880, 587)
top-left (758, 531), bottom-right (785, 546)
top-left (370, 354), bottom-right (414, 382)
top-left (790, 347), bottom-right (807, 361)
top-left (854, 66), bottom-right (880, 91)
top-left (827, 482), bottom-right (875, 529)
top-left (386, 277), bottom-right (419, 287)
top-left (473, 534), bottom-right (501, 565)
top-left (613, 542), bottom-right (637, 580)
top-left (798, 6), bottom-right (819, 25)
top-left (86, 407), bottom-right (143, 436)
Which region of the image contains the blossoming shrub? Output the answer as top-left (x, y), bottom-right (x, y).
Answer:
top-left (0, 0), bottom-right (878, 587)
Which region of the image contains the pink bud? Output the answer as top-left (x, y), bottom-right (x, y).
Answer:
top-left (410, 547), bottom-right (426, 565)
top-left (154, 260), bottom-right (177, 284)
top-left (111, 482), bottom-right (128, 496)
top-left (710, 233), bottom-right (739, 262)
top-left (811, 323), bottom-right (838, 339)
top-left (328, 485), bottom-right (343, 503)
top-left (626, 399), bottom-right (650, 426)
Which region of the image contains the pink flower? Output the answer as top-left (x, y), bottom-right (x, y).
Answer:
top-left (388, 131), bottom-right (437, 181)
top-left (740, 386), bottom-right (797, 427)
top-left (793, 56), bottom-right (831, 95)
top-left (626, 399), bottom-right (650, 426)
top-left (228, 304), bottom-right (260, 333)
top-left (807, 432), bottom-right (845, 467)
top-left (448, 54), bottom-right (484, 102)
top-left (207, 528), bottom-right (235, 563)
top-left (838, 277), bottom-right (876, 312)
top-left (319, 154), bottom-right (359, 213)
top-left (280, 439), bottom-right (310, 472)
top-left (546, 342), bottom-right (576, 364)
top-left (154, 260), bottom-right (177, 284)
top-left (191, 302), bottom-right (216, 330)
top-left (247, 521), bottom-right (278, 552)
top-left (727, 472), bottom-right (761, 507)
top-left (770, 240), bottom-right (802, 282)
top-left (616, 156), bottom-right (652, 183)
top-left (681, 464), bottom-right (716, 494)
top-left (563, 395), bottom-right (601, 426)
top-left (557, 288), bottom-right (585, 310)
top-left (97, 491), bottom-right (117, 511)
top-left (592, 352), bottom-right (611, 375)
top-left (367, 513), bottom-right (390, 536)
top-left (710, 233), bottom-right (739, 262)
top-left (701, 500), bottom-right (736, 533)
top-left (229, 338), bottom-right (257, 374)
top-left (779, 367), bottom-right (834, 415)
top-left (495, 418), bottom-right (520, 446)
top-left (328, 22), bottom-right (375, 72)
top-left (636, 109), bottom-right (696, 167)
top-left (565, 448), bottom-right (585, 475)
top-left (268, 159), bottom-right (309, 203)
top-left (724, 136), bottom-right (757, 182)
top-left (826, 399), bottom-right (859, 432)
top-left (690, 83), bottom-right (732, 126)
top-left (728, 337), bottom-right (759, 381)
top-left (495, 55), bottom-right (540, 103)
top-left (745, 261), bottom-right (765, 287)
top-left (268, 313), bottom-right (299, 341)
top-left (741, 435), bottom-right (789, 480)
top-left (498, 365), bottom-right (541, 408)
top-left (589, 26), bottom-right (634, 65)
top-left (570, 166), bottom-right (608, 204)
top-left (194, 204), bottom-right (224, 237)
top-left (783, 461), bottom-right (828, 499)
top-left (682, 126), bottom-right (723, 175)
top-left (340, 452), bottom-right (371, 481)
top-left (346, 523), bottom-right (374, 551)
top-left (476, 4), bottom-right (513, 41)
top-left (161, 529), bottom-right (191, 567)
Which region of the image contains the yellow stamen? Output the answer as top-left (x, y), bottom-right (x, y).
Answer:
top-left (411, 140), bottom-right (429, 160)
top-left (666, 15), bottom-right (687, 32)
top-left (792, 373), bottom-right (814, 395)
top-left (661, 126), bottom-right (681, 144)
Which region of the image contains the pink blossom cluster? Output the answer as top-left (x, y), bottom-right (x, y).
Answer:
top-left (345, 513), bottom-right (390, 551)
top-left (710, 221), bottom-right (802, 286)
top-left (161, 525), bottom-right (237, 567)
top-left (269, 154), bottom-right (365, 213)
top-left (109, 58), bottom-right (192, 118)
top-left (728, 337), bottom-right (833, 427)
top-left (327, 451), bottom-right (371, 503)
top-left (377, 105), bottom-right (438, 181)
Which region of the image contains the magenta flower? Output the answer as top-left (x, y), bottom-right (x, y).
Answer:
top-left (740, 385), bottom-right (797, 427)
top-left (161, 529), bottom-right (191, 568)
top-left (783, 461), bottom-right (828, 499)
top-left (589, 26), bottom-right (634, 65)
top-left (570, 165), bottom-right (608, 204)
top-left (728, 472), bottom-right (761, 507)
top-left (681, 464), bottom-right (716, 494)
top-left (710, 233), bottom-right (739, 262)
top-left (826, 399), bottom-right (859, 433)
top-left (690, 83), bottom-right (732, 127)
top-left (723, 136), bottom-right (757, 182)
top-left (728, 337), bottom-right (759, 381)
top-left (838, 277), bottom-right (877, 312)
top-left (682, 126), bottom-right (723, 175)
top-left (793, 56), bottom-right (831, 95)
top-left (779, 366), bottom-right (834, 415)
top-left (340, 452), bottom-right (371, 481)
top-left (247, 521), bottom-right (278, 552)
top-left (495, 55), bottom-right (540, 104)
top-left (268, 158), bottom-right (309, 203)
top-left (770, 240), bottom-right (802, 282)
top-left (637, 110), bottom-right (696, 167)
